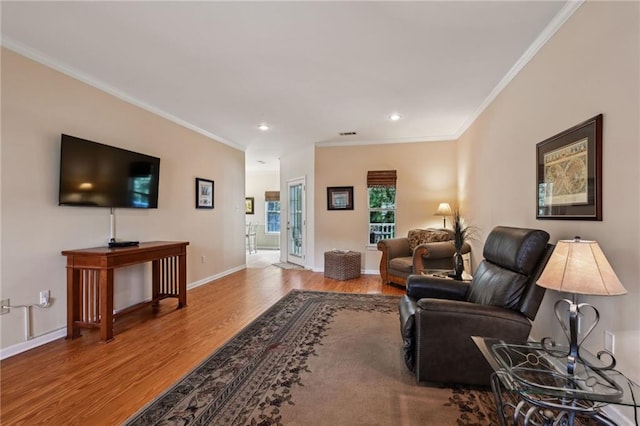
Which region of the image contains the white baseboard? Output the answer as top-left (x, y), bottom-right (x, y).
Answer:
top-left (0, 327), bottom-right (67, 360)
top-left (188, 265), bottom-right (245, 290)
top-left (0, 265), bottom-right (247, 360)
top-left (312, 268), bottom-right (379, 276)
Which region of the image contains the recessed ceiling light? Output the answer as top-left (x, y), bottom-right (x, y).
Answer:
top-left (258, 123), bottom-right (270, 131)
top-left (388, 113), bottom-right (402, 121)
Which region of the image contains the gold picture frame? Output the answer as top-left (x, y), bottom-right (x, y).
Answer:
top-left (245, 197), bottom-right (254, 215)
top-left (536, 114), bottom-right (602, 220)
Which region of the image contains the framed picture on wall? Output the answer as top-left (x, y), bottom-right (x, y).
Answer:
top-left (327, 186), bottom-right (354, 210)
top-left (245, 197), bottom-right (255, 214)
top-left (195, 177), bottom-right (214, 209)
top-left (536, 114), bottom-right (602, 220)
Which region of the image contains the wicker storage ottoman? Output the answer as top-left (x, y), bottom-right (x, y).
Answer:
top-left (324, 250), bottom-right (361, 280)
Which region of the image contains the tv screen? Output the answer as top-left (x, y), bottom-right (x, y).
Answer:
top-left (59, 134), bottom-right (160, 208)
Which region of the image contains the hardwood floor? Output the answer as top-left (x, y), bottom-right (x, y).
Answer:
top-left (0, 263), bottom-right (404, 425)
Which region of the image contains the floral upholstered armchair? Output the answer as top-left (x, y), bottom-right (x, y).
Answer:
top-left (377, 228), bottom-right (470, 287)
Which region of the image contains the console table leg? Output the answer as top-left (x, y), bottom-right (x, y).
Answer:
top-left (178, 253), bottom-right (187, 308)
top-left (66, 267), bottom-right (81, 339)
top-left (100, 269), bottom-right (114, 342)
top-left (152, 259), bottom-right (160, 306)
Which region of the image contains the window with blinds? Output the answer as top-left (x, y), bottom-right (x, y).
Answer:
top-left (265, 191), bottom-right (280, 233)
top-left (367, 171), bottom-right (397, 245)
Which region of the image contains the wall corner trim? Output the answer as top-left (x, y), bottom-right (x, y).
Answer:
top-left (0, 39), bottom-right (245, 152)
top-left (453, 0), bottom-right (585, 139)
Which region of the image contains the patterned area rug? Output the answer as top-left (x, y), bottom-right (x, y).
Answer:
top-left (123, 290), bottom-right (595, 425)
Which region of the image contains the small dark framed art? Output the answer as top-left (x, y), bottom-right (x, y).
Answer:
top-left (536, 114), bottom-right (602, 220)
top-left (245, 197), bottom-right (254, 215)
top-left (327, 186), bottom-right (354, 210)
top-left (195, 178), bottom-right (214, 209)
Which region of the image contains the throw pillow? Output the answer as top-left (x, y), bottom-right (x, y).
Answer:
top-left (407, 229), bottom-right (453, 251)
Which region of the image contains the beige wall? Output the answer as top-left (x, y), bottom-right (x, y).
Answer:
top-left (1, 48), bottom-right (246, 350)
top-left (315, 141), bottom-right (458, 272)
top-left (459, 0), bottom-right (640, 403)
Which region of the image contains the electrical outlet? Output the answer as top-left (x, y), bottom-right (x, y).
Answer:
top-left (604, 330), bottom-right (615, 354)
top-left (40, 290), bottom-right (50, 306)
top-left (201, 255), bottom-right (206, 263)
top-left (1, 299), bottom-right (9, 315)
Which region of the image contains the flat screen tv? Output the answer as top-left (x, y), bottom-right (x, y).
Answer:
top-left (58, 134), bottom-right (160, 208)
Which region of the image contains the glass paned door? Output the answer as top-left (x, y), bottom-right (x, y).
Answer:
top-left (287, 178), bottom-right (305, 264)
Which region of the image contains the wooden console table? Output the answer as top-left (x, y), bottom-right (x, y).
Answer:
top-left (62, 241), bottom-right (189, 342)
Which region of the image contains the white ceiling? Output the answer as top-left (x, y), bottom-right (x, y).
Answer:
top-left (1, 1), bottom-right (577, 171)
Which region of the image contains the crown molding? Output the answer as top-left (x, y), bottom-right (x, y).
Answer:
top-left (315, 134), bottom-right (457, 147)
top-left (453, 0), bottom-right (585, 139)
top-left (2, 0), bottom-right (583, 151)
top-left (1, 38), bottom-right (245, 152)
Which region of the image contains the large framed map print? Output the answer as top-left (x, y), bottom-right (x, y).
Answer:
top-left (536, 114), bottom-right (602, 220)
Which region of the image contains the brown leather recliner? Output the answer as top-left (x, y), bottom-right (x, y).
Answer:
top-left (377, 228), bottom-right (471, 287)
top-left (398, 226), bottom-right (553, 386)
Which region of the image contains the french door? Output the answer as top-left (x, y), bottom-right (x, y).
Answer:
top-left (286, 177), bottom-right (305, 265)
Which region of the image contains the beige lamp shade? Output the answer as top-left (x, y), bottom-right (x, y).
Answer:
top-left (434, 203), bottom-right (453, 217)
top-left (537, 239), bottom-right (627, 296)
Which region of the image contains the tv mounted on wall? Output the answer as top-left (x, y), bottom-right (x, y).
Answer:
top-left (58, 134), bottom-right (160, 209)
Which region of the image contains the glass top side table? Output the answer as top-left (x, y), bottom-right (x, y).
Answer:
top-left (472, 337), bottom-right (639, 426)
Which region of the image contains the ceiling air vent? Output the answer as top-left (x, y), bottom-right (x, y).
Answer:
top-left (339, 132), bottom-right (357, 136)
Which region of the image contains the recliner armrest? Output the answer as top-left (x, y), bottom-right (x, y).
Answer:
top-left (416, 298), bottom-right (531, 326)
top-left (399, 295), bottom-right (418, 372)
top-left (406, 274), bottom-right (470, 300)
top-left (413, 299), bottom-right (533, 385)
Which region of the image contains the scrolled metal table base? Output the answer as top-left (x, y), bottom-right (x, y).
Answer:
top-left (490, 372), bottom-right (618, 426)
